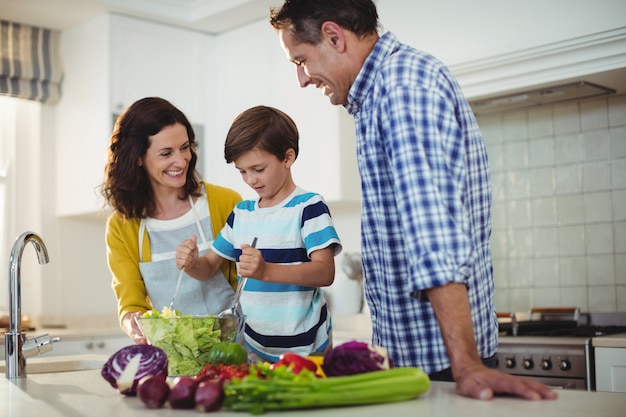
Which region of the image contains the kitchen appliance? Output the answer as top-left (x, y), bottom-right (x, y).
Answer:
top-left (495, 307), bottom-right (626, 390)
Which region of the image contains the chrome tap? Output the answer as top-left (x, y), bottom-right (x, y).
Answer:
top-left (5, 231), bottom-right (60, 379)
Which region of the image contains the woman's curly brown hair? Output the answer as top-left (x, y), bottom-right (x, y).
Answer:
top-left (101, 97), bottom-right (200, 220)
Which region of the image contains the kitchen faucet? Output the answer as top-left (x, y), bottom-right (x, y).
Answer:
top-left (5, 231), bottom-right (60, 379)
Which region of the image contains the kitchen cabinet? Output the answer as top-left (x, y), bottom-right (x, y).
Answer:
top-left (211, 19), bottom-right (361, 204)
top-left (46, 335), bottom-right (130, 357)
top-left (55, 14), bottom-right (214, 217)
top-left (595, 346), bottom-right (626, 393)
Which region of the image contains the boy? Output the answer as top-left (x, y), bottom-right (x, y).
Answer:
top-left (176, 105), bottom-right (342, 361)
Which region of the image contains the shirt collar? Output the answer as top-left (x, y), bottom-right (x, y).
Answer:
top-left (344, 31), bottom-right (401, 115)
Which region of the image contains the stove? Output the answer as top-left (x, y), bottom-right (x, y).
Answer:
top-left (495, 308), bottom-right (626, 390)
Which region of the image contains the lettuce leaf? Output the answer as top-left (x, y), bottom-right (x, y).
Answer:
top-left (139, 308), bottom-right (223, 376)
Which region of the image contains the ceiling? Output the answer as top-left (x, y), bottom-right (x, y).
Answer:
top-left (0, 0), bottom-right (279, 34)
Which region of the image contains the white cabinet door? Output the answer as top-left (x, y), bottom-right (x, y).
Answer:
top-left (212, 19), bottom-right (360, 203)
top-left (56, 14), bottom-right (214, 217)
top-left (595, 347), bottom-right (626, 393)
top-left (48, 336), bottom-right (131, 357)
top-left (109, 15), bottom-right (214, 123)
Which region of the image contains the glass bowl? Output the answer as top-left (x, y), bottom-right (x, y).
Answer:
top-left (137, 314), bottom-right (245, 376)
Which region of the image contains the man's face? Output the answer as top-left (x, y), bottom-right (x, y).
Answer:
top-left (278, 29), bottom-right (350, 106)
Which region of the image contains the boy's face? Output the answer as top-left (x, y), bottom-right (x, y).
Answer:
top-left (234, 147), bottom-right (296, 207)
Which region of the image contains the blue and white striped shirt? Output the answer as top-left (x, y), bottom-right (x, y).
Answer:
top-left (346, 32), bottom-right (498, 374)
top-left (212, 187), bottom-right (342, 362)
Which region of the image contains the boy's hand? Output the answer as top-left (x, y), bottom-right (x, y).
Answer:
top-left (176, 235), bottom-right (198, 270)
top-left (238, 243), bottom-right (264, 279)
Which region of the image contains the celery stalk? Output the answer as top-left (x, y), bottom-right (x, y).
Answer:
top-left (223, 367), bottom-right (430, 414)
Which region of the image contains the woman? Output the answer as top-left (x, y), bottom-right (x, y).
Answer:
top-left (101, 97), bottom-right (242, 344)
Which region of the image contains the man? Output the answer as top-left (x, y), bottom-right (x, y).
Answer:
top-left (269, 0), bottom-right (557, 401)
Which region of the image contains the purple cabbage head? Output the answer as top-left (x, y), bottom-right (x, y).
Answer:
top-left (322, 341), bottom-right (391, 376)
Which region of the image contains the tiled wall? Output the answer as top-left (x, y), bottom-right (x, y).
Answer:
top-left (477, 94), bottom-right (626, 313)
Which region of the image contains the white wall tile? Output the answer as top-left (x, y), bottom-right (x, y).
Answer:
top-left (529, 167), bottom-right (555, 197)
top-left (558, 226), bottom-right (586, 256)
top-left (613, 190), bottom-right (626, 221)
top-left (616, 256), bottom-right (626, 284)
top-left (608, 95), bottom-right (626, 128)
top-left (529, 138), bottom-right (554, 167)
top-left (553, 103), bottom-right (580, 134)
top-left (492, 258), bottom-right (509, 287)
top-left (507, 229), bottom-right (533, 258)
top-left (479, 114), bottom-right (503, 146)
top-left (557, 194), bottom-right (584, 225)
top-left (609, 126), bottom-right (626, 158)
top-left (480, 95), bottom-right (625, 312)
top-left (555, 133), bottom-right (582, 164)
top-left (486, 143), bottom-right (504, 172)
top-left (534, 287), bottom-right (560, 307)
top-left (532, 197), bottom-right (557, 226)
top-left (584, 192), bottom-right (613, 223)
top-left (583, 130), bottom-right (609, 161)
top-left (580, 98), bottom-right (609, 131)
top-left (506, 200), bottom-right (532, 228)
top-left (509, 288), bottom-right (534, 312)
top-left (588, 286), bottom-right (616, 312)
top-left (585, 223), bottom-right (614, 254)
top-left (587, 254), bottom-right (616, 285)
top-left (559, 287), bottom-right (588, 310)
top-left (556, 164), bottom-right (582, 194)
top-left (560, 256), bottom-right (587, 286)
top-left (614, 222), bottom-right (626, 253)
top-left (528, 107), bottom-right (554, 138)
top-left (491, 172), bottom-right (507, 201)
top-left (504, 142), bottom-right (529, 170)
top-left (611, 159), bottom-right (626, 189)
top-left (533, 257), bottom-right (559, 287)
top-left (493, 288), bottom-right (510, 312)
top-left (506, 171), bottom-right (530, 199)
top-left (490, 231), bottom-right (509, 260)
top-left (533, 228), bottom-right (558, 257)
top-left (617, 286), bottom-right (626, 311)
top-left (583, 162), bottom-right (610, 192)
top-left (507, 258), bottom-right (533, 287)
top-left (503, 112), bottom-right (527, 142)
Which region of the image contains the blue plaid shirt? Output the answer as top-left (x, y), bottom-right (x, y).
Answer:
top-left (345, 32), bottom-right (498, 374)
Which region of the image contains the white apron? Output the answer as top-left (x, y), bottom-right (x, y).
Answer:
top-left (138, 196), bottom-right (235, 315)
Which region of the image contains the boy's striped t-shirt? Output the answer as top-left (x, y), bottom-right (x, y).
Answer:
top-left (211, 187), bottom-right (342, 361)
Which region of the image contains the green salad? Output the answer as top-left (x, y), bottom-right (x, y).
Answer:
top-left (139, 307), bottom-right (223, 376)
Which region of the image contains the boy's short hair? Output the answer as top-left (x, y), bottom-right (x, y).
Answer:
top-left (224, 105), bottom-right (299, 163)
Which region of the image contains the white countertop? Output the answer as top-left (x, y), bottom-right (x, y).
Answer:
top-left (2, 357), bottom-right (626, 417)
top-left (593, 333), bottom-right (626, 348)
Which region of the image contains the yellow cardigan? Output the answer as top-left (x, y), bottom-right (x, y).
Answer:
top-left (106, 182), bottom-right (242, 324)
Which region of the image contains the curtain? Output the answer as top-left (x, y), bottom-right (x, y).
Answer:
top-left (0, 20), bottom-right (63, 104)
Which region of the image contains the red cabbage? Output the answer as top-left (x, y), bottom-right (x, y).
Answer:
top-left (322, 341), bottom-right (391, 377)
top-left (101, 344), bottom-right (169, 396)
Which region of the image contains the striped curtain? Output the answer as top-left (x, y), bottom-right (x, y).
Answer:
top-left (0, 20), bottom-right (63, 104)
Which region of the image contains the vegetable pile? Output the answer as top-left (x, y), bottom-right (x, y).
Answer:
top-left (138, 307), bottom-right (243, 376)
top-left (101, 340), bottom-right (430, 413)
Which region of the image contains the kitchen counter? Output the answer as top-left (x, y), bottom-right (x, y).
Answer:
top-left (593, 333), bottom-right (626, 348)
top-left (2, 363), bottom-right (625, 417)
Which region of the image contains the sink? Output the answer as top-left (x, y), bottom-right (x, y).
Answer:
top-left (0, 354), bottom-right (107, 374)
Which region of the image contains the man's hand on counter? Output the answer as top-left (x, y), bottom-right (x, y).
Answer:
top-left (455, 363), bottom-right (559, 401)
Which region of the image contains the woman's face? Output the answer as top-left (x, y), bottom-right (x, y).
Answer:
top-left (139, 123), bottom-right (191, 193)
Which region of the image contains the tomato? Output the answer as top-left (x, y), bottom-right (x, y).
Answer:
top-left (197, 363), bottom-right (250, 382)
